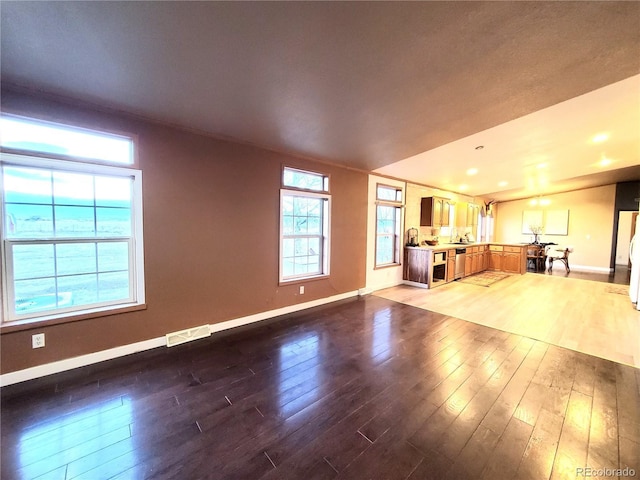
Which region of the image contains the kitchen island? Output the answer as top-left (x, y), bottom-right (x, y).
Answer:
top-left (403, 242), bottom-right (527, 289)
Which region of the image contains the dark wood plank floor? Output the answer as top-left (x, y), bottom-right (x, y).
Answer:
top-left (2, 296), bottom-right (639, 480)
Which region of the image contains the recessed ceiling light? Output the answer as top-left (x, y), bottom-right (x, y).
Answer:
top-left (592, 133), bottom-right (609, 143)
top-left (466, 168), bottom-right (478, 176)
top-left (498, 181), bottom-right (508, 187)
top-left (599, 157), bottom-right (613, 167)
top-left (459, 184), bottom-right (469, 191)
top-left (536, 163), bottom-right (547, 169)
top-left (475, 145), bottom-right (484, 150)
top-left (529, 199), bottom-right (538, 206)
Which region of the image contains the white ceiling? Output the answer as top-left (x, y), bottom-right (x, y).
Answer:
top-left (375, 75), bottom-right (640, 201)
top-left (1, 2), bottom-right (639, 201)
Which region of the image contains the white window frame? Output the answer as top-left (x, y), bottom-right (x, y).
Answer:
top-left (0, 153), bottom-right (145, 324)
top-left (375, 184), bottom-right (403, 268)
top-left (279, 167), bottom-right (331, 284)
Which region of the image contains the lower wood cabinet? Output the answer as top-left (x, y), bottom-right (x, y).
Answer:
top-left (446, 250), bottom-right (456, 282)
top-left (464, 255), bottom-right (472, 277)
top-left (489, 251), bottom-right (503, 271)
top-left (488, 245), bottom-right (526, 274)
top-left (404, 244), bottom-right (526, 290)
top-left (481, 248), bottom-right (489, 271)
top-left (403, 248), bottom-right (429, 284)
top-left (503, 249), bottom-right (524, 274)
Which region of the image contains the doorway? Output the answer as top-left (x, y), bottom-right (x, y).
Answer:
top-left (614, 210), bottom-right (636, 284)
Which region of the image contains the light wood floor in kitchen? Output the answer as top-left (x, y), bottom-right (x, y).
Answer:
top-left (375, 273), bottom-right (640, 369)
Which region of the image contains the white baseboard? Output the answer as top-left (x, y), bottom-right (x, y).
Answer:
top-left (0, 337), bottom-right (166, 388)
top-left (565, 264), bottom-right (613, 274)
top-left (208, 290), bottom-right (358, 334)
top-left (402, 280), bottom-right (430, 289)
top-left (363, 279), bottom-right (404, 294)
top-left (0, 290), bottom-right (359, 387)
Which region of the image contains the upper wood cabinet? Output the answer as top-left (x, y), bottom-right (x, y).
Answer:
top-left (467, 203), bottom-right (481, 226)
top-left (420, 197), bottom-right (451, 227)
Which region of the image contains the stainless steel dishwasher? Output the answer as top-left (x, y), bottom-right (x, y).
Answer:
top-left (455, 248), bottom-right (466, 279)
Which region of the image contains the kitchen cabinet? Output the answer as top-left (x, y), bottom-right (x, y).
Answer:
top-left (503, 246), bottom-right (525, 274)
top-left (461, 246), bottom-right (483, 275)
top-left (488, 245), bottom-right (526, 274)
top-left (489, 245), bottom-right (503, 271)
top-left (481, 246), bottom-right (489, 271)
top-left (455, 201), bottom-right (468, 228)
top-left (403, 248), bottom-right (430, 284)
top-left (420, 197), bottom-right (451, 227)
top-left (446, 249), bottom-right (456, 282)
top-left (467, 203), bottom-right (480, 226)
top-left (467, 203), bottom-right (481, 240)
top-left (404, 244), bottom-right (525, 289)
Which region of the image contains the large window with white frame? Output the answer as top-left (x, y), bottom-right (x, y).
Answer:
top-left (0, 116), bottom-right (144, 324)
top-left (375, 184), bottom-right (402, 267)
top-left (280, 167), bottom-right (330, 282)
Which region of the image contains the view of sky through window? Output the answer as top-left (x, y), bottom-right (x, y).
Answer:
top-left (1, 116), bottom-right (133, 164)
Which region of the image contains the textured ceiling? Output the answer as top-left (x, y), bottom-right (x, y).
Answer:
top-left (1, 1), bottom-right (639, 197)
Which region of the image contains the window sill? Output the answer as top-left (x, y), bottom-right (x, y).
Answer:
top-left (0, 303), bottom-right (147, 334)
top-left (279, 274), bottom-right (329, 286)
top-left (374, 263), bottom-right (402, 271)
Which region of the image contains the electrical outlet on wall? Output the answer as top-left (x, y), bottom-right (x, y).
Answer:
top-left (299, 286), bottom-right (305, 294)
top-left (32, 333), bottom-right (45, 349)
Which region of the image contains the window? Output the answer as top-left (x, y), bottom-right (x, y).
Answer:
top-left (280, 167), bottom-right (330, 282)
top-left (375, 184), bottom-right (402, 267)
top-left (1, 115), bottom-right (134, 165)
top-left (0, 118), bottom-right (143, 324)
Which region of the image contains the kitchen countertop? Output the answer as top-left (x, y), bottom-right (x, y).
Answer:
top-left (405, 242), bottom-right (528, 251)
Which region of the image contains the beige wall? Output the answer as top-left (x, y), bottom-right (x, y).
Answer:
top-left (0, 89), bottom-right (368, 374)
top-left (494, 185), bottom-right (617, 271)
top-left (365, 175), bottom-right (406, 292)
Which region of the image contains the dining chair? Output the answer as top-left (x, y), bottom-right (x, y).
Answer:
top-left (526, 244), bottom-right (546, 271)
top-left (547, 246), bottom-right (573, 273)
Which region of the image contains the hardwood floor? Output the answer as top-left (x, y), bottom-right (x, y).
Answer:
top-left (1, 296), bottom-right (639, 479)
top-left (533, 264), bottom-right (632, 285)
top-left (375, 273), bottom-right (640, 368)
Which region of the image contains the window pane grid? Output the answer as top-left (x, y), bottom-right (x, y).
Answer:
top-left (2, 133), bottom-right (143, 324)
top-left (280, 188), bottom-right (328, 281)
top-left (375, 204), bottom-right (400, 267)
top-left (4, 166), bottom-right (132, 240)
top-left (376, 233), bottom-right (396, 265)
top-left (7, 238), bottom-right (133, 317)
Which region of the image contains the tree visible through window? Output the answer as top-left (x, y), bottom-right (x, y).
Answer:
top-left (280, 167), bottom-right (330, 282)
top-left (375, 184), bottom-right (402, 267)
